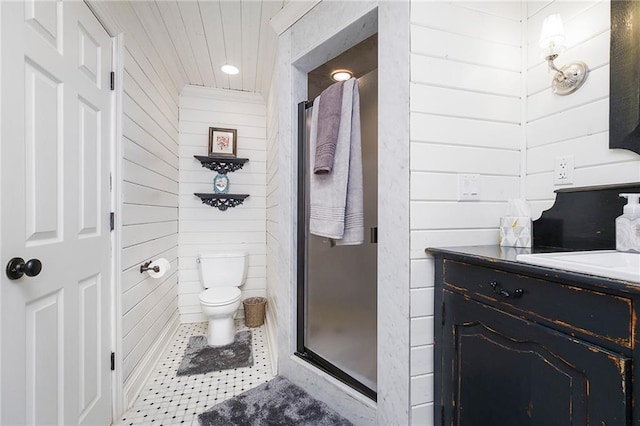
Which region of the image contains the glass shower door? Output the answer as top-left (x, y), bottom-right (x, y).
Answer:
top-left (298, 70), bottom-right (378, 398)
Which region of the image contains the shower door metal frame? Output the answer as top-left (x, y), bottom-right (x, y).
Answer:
top-left (295, 100), bottom-right (377, 401)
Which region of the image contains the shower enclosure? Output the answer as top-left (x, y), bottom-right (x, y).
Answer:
top-left (296, 46), bottom-right (378, 399)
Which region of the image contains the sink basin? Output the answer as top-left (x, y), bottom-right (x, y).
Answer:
top-left (516, 250), bottom-right (640, 283)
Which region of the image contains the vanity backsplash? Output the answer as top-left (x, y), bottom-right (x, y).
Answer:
top-left (533, 182), bottom-right (640, 250)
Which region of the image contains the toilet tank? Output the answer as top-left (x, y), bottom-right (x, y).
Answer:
top-left (198, 252), bottom-right (248, 288)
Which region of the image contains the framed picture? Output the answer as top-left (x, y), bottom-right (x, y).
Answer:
top-left (208, 127), bottom-right (237, 157)
top-left (213, 173), bottom-right (230, 194)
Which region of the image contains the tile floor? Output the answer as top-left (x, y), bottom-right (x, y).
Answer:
top-left (120, 320), bottom-right (274, 425)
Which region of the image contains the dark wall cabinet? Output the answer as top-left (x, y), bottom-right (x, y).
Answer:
top-left (431, 249), bottom-right (638, 426)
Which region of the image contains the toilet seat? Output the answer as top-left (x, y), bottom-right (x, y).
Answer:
top-left (199, 287), bottom-right (241, 306)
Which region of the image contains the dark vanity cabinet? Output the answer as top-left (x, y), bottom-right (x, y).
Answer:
top-left (430, 247), bottom-right (638, 426)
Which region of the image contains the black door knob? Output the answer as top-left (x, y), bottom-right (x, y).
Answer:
top-left (6, 257), bottom-right (42, 280)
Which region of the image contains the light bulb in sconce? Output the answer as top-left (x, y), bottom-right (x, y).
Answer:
top-left (539, 14), bottom-right (566, 57)
top-left (539, 14), bottom-right (588, 96)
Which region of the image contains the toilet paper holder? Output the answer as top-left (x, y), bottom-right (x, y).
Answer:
top-left (140, 261), bottom-right (160, 274)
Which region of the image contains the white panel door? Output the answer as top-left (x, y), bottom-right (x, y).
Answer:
top-left (0, 1), bottom-right (113, 424)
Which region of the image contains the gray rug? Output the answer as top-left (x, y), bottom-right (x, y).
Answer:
top-left (177, 331), bottom-right (253, 376)
top-left (198, 376), bottom-right (353, 426)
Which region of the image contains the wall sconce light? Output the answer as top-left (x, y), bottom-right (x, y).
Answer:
top-left (539, 14), bottom-right (588, 96)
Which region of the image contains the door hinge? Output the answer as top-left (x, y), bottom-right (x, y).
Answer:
top-left (110, 71), bottom-right (115, 91)
top-left (110, 212), bottom-right (115, 231)
top-left (110, 352), bottom-right (115, 371)
top-left (441, 301), bottom-right (446, 325)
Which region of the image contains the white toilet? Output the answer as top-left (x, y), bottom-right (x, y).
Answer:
top-left (197, 252), bottom-right (248, 346)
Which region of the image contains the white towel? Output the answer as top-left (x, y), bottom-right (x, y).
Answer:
top-left (309, 78), bottom-right (364, 245)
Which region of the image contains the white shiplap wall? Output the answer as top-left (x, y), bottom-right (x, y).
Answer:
top-left (265, 70), bottom-right (279, 369)
top-left (179, 86), bottom-right (267, 323)
top-left (525, 0), bottom-right (640, 216)
top-left (120, 37), bottom-right (181, 409)
top-left (87, 1), bottom-right (181, 409)
top-left (409, 2), bottom-right (523, 424)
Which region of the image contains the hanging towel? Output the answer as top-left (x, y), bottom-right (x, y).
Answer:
top-left (309, 78), bottom-right (364, 245)
top-left (314, 81), bottom-right (344, 174)
top-left (336, 79), bottom-right (363, 246)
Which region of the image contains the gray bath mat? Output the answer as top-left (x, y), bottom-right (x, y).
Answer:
top-left (177, 331), bottom-right (253, 376)
top-left (198, 376), bottom-right (353, 426)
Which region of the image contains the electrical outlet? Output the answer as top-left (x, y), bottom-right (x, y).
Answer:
top-left (458, 174), bottom-right (480, 201)
top-left (554, 156), bottom-right (574, 185)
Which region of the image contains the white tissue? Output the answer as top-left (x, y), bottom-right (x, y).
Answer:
top-left (505, 199), bottom-right (531, 217)
top-left (500, 199), bottom-right (532, 248)
top-left (147, 258), bottom-right (170, 278)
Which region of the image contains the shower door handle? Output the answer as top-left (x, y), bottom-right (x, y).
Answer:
top-left (370, 227), bottom-right (378, 244)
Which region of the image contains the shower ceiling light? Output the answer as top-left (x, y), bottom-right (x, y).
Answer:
top-left (221, 64), bottom-right (239, 75)
top-left (330, 69), bottom-right (353, 82)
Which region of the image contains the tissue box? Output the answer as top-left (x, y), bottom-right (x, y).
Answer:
top-left (499, 216), bottom-right (532, 248)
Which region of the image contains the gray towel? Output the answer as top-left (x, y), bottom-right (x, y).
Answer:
top-left (314, 81), bottom-right (344, 174)
top-left (336, 79), bottom-right (363, 246)
top-left (309, 78), bottom-right (364, 245)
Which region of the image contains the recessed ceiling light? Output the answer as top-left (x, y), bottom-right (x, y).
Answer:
top-left (331, 69), bottom-right (353, 82)
top-left (221, 64), bottom-right (239, 75)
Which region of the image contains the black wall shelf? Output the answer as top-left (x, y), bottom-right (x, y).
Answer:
top-left (194, 193), bottom-right (249, 211)
top-left (194, 155), bottom-right (249, 174)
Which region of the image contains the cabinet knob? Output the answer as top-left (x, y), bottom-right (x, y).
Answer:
top-left (489, 281), bottom-right (524, 299)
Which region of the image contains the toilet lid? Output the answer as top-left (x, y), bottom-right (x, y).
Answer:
top-left (199, 287), bottom-right (241, 306)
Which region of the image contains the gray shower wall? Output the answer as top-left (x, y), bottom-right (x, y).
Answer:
top-left (266, 69), bottom-right (281, 371)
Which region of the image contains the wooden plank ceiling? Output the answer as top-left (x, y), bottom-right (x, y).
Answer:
top-left (90, 0), bottom-right (285, 98)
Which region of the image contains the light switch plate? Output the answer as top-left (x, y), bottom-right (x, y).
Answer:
top-left (458, 174), bottom-right (480, 201)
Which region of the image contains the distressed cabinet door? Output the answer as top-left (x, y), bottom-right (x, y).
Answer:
top-left (440, 290), bottom-right (631, 426)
